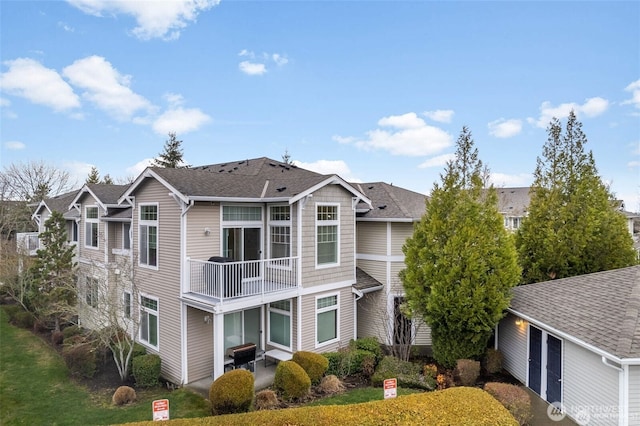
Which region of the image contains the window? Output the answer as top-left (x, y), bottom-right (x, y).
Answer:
top-left (123, 222), bottom-right (131, 250)
top-left (223, 206), bottom-right (262, 221)
top-left (316, 204), bottom-right (339, 266)
top-left (71, 221), bottom-right (78, 243)
top-left (512, 217), bottom-right (522, 229)
top-left (85, 206), bottom-right (99, 248)
top-left (268, 299), bottom-right (291, 349)
top-left (269, 206), bottom-right (290, 259)
top-left (139, 205), bottom-right (158, 267)
top-left (316, 294), bottom-right (339, 346)
top-left (85, 277), bottom-right (99, 308)
top-left (140, 295), bottom-right (158, 348)
top-left (123, 291), bottom-right (132, 319)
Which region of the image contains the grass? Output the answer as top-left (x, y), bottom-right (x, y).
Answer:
top-left (306, 386), bottom-right (422, 406)
top-left (0, 307), bottom-right (210, 425)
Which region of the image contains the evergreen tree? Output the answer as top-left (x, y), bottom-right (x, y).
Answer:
top-left (28, 211), bottom-right (77, 331)
top-left (282, 149), bottom-right (293, 165)
top-left (401, 127), bottom-right (520, 367)
top-left (154, 132), bottom-right (187, 168)
top-left (102, 174), bottom-right (114, 185)
top-left (86, 166), bottom-right (101, 184)
top-left (516, 111), bottom-right (637, 284)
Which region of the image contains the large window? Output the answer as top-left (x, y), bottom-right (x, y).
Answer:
top-left (139, 205), bottom-right (158, 267)
top-left (85, 277), bottom-right (98, 308)
top-left (85, 206), bottom-right (99, 248)
top-left (223, 206), bottom-right (261, 221)
top-left (269, 205), bottom-right (290, 259)
top-left (316, 204), bottom-right (339, 266)
top-left (123, 222), bottom-right (131, 250)
top-left (268, 299), bottom-right (291, 349)
top-left (316, 294), bottom-right (339, 346)
top-left (140, 295), bottom-right (158, 348)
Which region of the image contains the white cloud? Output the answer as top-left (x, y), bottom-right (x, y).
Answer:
top-left (126, 158), bottom-right (155, 177)
top-left (423, 109), bottom-right (454, 123)
top-left (528, 97), bottom-right (609, 128)
top-left (418, 153), bottom-right (455, 169)
top-left (490, 172), bottom-right (533, 187)
top-left (58, 21), bottom-right (75, 32)
top-left (336, 112), bottom-right (452, 157)
top-left (239, 61), bottom-right (267, 76)
top-left (628, 161), bottom-right (640, 168)
top-left (164, 92), bottom-right (185, 107)
top-left (0, 97), bottom-right (9, 107)
top-left (0, 58), bottom-right (81, 112)
top-left (62, 160), bottom-right (95, 185)
top-left (63, 55), bottom-right (154, 121)
top-left (152, 107), bottom-right (211, 134)
top-left (293, 159), bottom-right (360, 182)
top-left (5, 140), bottom-right (26, 150)
top-left (488, 118), bottom-right (523, 138)
top-left (272, 54), bottom-right (288, 67)
top-left (66, 0), bottom-right (220, 40)
top-left (622, 79), bottom-right (640, 109)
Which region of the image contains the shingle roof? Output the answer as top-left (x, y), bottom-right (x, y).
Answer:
top-left (42, 190), bottom-right (79, 213)
top-left (353, 182), bottom-right (427, 220)
top-left (496, 187), bottom-right (530, 216)
top-left (151, 157), bottom-right (331, 199)
top-left (354, 268), bottom-right (384, 293)
top-left (509, 265), bottom-right (640, 359)
top-left (85, 184), bottom-right (129, 205)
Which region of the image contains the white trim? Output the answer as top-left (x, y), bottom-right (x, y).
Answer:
top-left (84, 205), bottom-right (99, 250)
top-left (300, 279), bottom-right (354, 295)
top-left (356, 253), bottom-right (405, 262)
top-left (315, 292), bottom-right (340, 348)
top-left (139, 293), bottom-right (160, 351)
top-left (267, 204), bottom-right (292, 262)
top-left (267, 299), bottom-right (292, 351)
top-left (138, 202), bottom-right (159, 270)
top-left (315, 202), bottom-right (340, 269)
top-left (290, 175), bottom-right (371, 207)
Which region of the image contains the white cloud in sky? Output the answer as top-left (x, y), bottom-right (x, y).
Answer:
top-left (238, 50), bottom-right (288, 75)
top-left (58, 21), bottom-right (75, 32)
top-left (0, 97), bottom-right (10, 107)
top-left (490, 172), bottom-right (533, 187)
top-left (239, 61), bottom-right (267, 76)
top-left (488, 118), bottom-right (523, 138)
top-left (127, 158), bottom-right (155, 177)
top-left (293, 159), bottom-right (360, 182)
top-left (336, 112), bottom-right (452, 157)
top-left (0, 58), bottom-right (81, 112)
top-left (418, 153), bottom-right (455, 169)
top-left (62, 160), bottom-right (95, 186)
top-left (423, 109), bottom-right (454, 123)
top-left (66, 0), bottom-right (220, 40)
top-left (622, 79), bottom-right (640, 109)
top-left (527, 97), bottom-right (609, 128)
top-left (153, 107), bottom-right (211, 134)
top-left (63, 55), bottom-right (154, 121)
top-left (272, 54), bottom-right (289, 66)
top-left (5, 140), bottom-right (26, 150)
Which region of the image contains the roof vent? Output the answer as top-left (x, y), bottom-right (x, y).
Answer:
top-left (368, 186), bottom-right (374, 189)
top-left (276, 186), bottom-right (287, 192)
top-left (378, 205), bottom-right (387, 210)
top-left (219, 169), bottom-right (225, 173)
top-left (269, 163), bottom-right (277, 167)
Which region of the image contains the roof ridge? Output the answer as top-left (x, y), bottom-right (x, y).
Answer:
top-left (616, 266), bottom-right (640, 357)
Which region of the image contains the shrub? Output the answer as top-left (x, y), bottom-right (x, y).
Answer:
top-left (423, 363), bottom-right (438, 380)
top-left (324, 351), bottom-right (345, 377)
top-left (62, 325), bottom-right (83, 340)
top-left (254, 389), bottom-right (279, 411)
top-left (484, 348), bottom-right (504, 375)
top-left (14, 310), bottom-right (35, 329)
top-left (350, 337), bottom-right (383, 364)
top-left (209, 369), bottom-right (255, 415)
top-left (317, 374), bottom-right (345, 395)
top-left (484, 382), bottom-right (532, 426)
top-left (132, 354), bottom-right (161, 387)
top-left (371, 356), bottom-right (435, 390)
top-left (292, 351), bottom-right (329, 384)
top-left (112, 386), bottom-right (137, 406)
top-left (51, 330), bottom-right (64, 345)
top-left (274, 360), bottom-right (311, 401)
top-left (456, 359), bottom-right (481, 386)
top-left (361, 353), bottom-right (376, 378)
top-left (3, 305), bottom-right (22, 323)
top-left (62, 342), bottom-right (97, 378)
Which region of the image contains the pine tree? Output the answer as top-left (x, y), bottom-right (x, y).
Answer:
top-left (401, 127), bottom-right (520, 367)
top-left (516, 111), bottom-right (637, 284)
top-left (102, 174), bottom-right (114, 185)
top-left (86, 166), bottom-right (101, 184)
top-left (154, 132), bottom-right (187, 168)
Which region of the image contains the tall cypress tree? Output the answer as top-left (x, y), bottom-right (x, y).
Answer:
top-left (401, 127), bottom-right (520, 367)
top-left (516, 111), bottom-right (636, 284)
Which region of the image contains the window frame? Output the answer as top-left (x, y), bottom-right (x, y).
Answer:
top-left (84, 206), bottom-right (99, 249)
top-left (315, 203), bottom-right (340, 268)
top-left (268, 205), bottom-right (291, 266)
top-left (267, 299), bottom-right (292, 350)
top-left (85, 276), bottom-right (99, 308)
top-left (139, 294), bottom-right (159, 349)
top-left (123, 290), bottom-right (132, 319)
top-left (138, 203), bottom-right (158, 269)
top-left (315, 293), bottom-right (340, 348)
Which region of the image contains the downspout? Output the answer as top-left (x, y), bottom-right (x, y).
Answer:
top-left (353, 288), bottom-right (363, 341)
top-left (178, 198), bottom-right (194, 385)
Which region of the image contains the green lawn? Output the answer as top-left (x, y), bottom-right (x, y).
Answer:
top-left (306, 386), bottom-right (422, 406)
top-left (0, 307), bottom-right (210, 425)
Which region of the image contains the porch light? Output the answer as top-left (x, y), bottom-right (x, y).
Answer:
top-left (204, 315), bottom-right (211, 324)
top-left (204, 227), bottom-right (211, 236)
top-left (515, 318), bottom-right (523, 326)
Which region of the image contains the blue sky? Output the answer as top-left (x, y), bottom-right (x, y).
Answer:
top-left (1, 1), bottom-right (639, 209)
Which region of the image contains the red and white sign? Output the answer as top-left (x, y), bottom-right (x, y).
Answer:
top-left (152, 399), bottom-right (170, 421)
top-left (383, 378), bottom-right (397, 399)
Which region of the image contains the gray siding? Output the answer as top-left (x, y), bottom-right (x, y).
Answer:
top-left (630, 365), bottom-right (640, 424)
top-left (498, 314), bottom-right (528, 384)
top-left (300, 287), bottom-right (355, 353)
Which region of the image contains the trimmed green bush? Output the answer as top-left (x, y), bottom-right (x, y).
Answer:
top-left (292, 351), bottom-right (329, 384)
top-left (324, 348), bottom-right (376, 378)
top-left (209, 369), bottom-right (254, 415)
top-left (274, 360), bottom-right (311, 401)
top-left (484, 382), bottom-right (532, 426)
top-left (62, 342), bottom-right (96, 378)
top-left (456, 359), bottom-right (480, 386)
top-left (132, 354), bottom-right (161, 387)
top-left (350, 337), bottom-right (383, 364)
top-left (484, 348), bottom-right (504, 374)
top-left (371, 356), bottom-right (435, 390)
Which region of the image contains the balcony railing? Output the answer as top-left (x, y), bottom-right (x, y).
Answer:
top-left (186, 257), bottom-right (299, 303)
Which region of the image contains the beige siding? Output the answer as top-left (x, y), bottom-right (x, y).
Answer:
top-left (357, 291), bottom-right (388, 342)
top-left (186, 306), bottom-right (213, 381)
top-left (630, 365), bottom-right (640, 424)
top-left (413, 320), bottom-right (432, 346)
top-left (498, 314), bottom-right (528, 384)
top-left (186, 202), bottom-right (221, 260)
top-left (299, 287), bottom-right (355, 353)
top-left (77, 193), bottom-right (106, 264)
top-left (390, 222), bottom-right (413, 256)
top-left (299, 185), bottom-right (355, 288)
top-left (389, 262), bottom-right (405, 293)
top-left (133, 179), bottom-right (183, 383)
top-left (356, 222), bottom-right (387, 255)
top-left (563, 342), bottom-right (619, 426)
top-left (356, 259), bottom-right (387, 285)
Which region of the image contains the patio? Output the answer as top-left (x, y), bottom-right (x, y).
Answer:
top-left (187, 358), bottom-right (278, 398)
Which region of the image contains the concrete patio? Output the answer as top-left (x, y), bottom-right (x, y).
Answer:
top-left (186, 359), bottom-right (278, 398)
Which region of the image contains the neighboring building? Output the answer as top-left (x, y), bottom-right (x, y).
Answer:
top-left (496, 187), bottom-right (530, 231)
top-left (497, 266), bottom-right (640, 426)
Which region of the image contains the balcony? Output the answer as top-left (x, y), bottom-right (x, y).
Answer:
top-left (186, 257), bottom-right (299, 304)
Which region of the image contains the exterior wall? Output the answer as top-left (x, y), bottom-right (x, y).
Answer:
top-left (185, 202), bottom-right (221, 261)
top-left (630, 365), bottom-right (640, 424)
top-left (357, 291), bottom-right (387, 342)
top-left (132, 178), bottom-right (183, 383)
top-left (563, 341), bottom-right (619, 426)
top-left (389, 262), bottom-right (405, 293)
top-left (390, 222), bottom-right (413, 256)
top-left (356, 259), bottom-right (387, 285)
top-left (356, 222), bottom-right (386, 256)
top-left (77, 193), bottom-right (106, 265)
top-left (299, 286), bottom-right (354, 353)
top-left (186, 306), bottom-right (213, 382)
top-left (299, 185), bottom-right (356, 288)
top-left (498, 314), bottom-right (528, 384)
